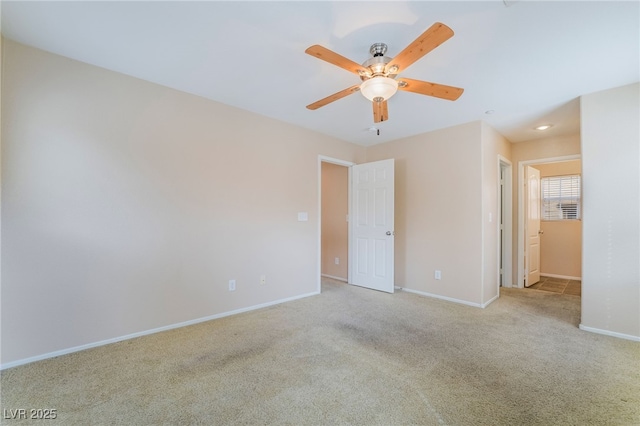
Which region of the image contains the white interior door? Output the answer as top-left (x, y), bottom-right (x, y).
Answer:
top-left (350, 159), bottom-right (395, 293)
top-left (526, 166), bottom-right (541, 286)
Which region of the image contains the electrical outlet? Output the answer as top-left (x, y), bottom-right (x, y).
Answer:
top-left (435, 270), bottom-right (442, 280)
top-left (335, 257), bottom-right (339, 265)
top-left (229, 279), bottom-right (236, 291)
top-left (260, 275), bottom-right (266, 285)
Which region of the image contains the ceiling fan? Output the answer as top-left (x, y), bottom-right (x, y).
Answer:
top-left (305, 22), bottom-right (464, 123)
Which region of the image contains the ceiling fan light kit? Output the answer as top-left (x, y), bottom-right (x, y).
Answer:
top-left (305, 22), bottom-right (464, 124)
top-left (360, 77), bottom-right (398, 102)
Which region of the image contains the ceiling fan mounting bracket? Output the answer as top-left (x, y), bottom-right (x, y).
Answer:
top-left (369, 43), bottom-right (388, 57)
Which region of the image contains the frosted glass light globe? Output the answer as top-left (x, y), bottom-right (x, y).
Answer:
top-left (360, 77), bottom-right (398, 101)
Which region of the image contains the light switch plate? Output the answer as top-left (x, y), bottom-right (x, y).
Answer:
top-left (297, 212), bottom-right (308, 221)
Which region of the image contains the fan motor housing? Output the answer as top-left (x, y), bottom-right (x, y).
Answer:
top-left (361, 43), bottom-right (396, 80)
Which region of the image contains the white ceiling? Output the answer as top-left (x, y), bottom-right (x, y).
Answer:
top-left (2, 1), bottom-right (638, 146)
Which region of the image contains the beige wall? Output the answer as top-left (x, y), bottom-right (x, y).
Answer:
top-left (511, 134), bottom-right (581, 164)
top-left (481, 122), bottom-right (512, 301)
top-left (580, 82), bottom-right (639, 339)
top-left (4, 39), bottom-right (637, 366)
top-left (510, 134), bottom-right (581, 285)
top-left (365, 121), bottom-right (511, 306)
top-left (366, 121), bottom-right (486, 305)
top-left (1, 40), bottom-right (366, 364)
top-left (321, 162), bottom-right (348, 280)
top-left (535, 160), bottom-right (582, 279)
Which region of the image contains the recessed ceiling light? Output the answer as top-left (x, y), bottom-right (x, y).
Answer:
top-left (485, 110), bottom-right (495, 115)
top-left (535, 124), bottom-right (553, 131)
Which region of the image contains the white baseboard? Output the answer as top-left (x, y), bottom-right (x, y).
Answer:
top-left (0, 291), bottom-right (320, 371)
top-left (481, 294), bottom-right (500, 308)
top-left (321, 274), bottom-right (348, 282)
top-left (541, 273), bottom-right (581, 280)
top-left (399, 287), bottom-right (484, 308)
top-left (579, 324), bottom-right (640, 342)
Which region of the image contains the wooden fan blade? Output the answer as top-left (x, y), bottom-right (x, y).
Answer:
top-left (305, 45), bottom-right (368, 76)
top-left (306, 85), bottom-right (361, 110)
top-left (397, 78), bottom-right (464, 101)
top-left (386, 22), bottom-right (454, 74)
top-left (373, 99), bottom-right (389, 123)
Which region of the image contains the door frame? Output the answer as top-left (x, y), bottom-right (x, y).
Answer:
top-left (317, 155), bottom-right (355, 293)
top-left (517, 154), bottom-right (581, 288)
top-left (498, 156), bottom-right (513, 288)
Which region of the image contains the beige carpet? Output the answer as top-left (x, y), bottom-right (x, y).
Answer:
top-left (528, 276), bottom-right (582, 296)
top-left (2, 278), bottom-right (639, 425)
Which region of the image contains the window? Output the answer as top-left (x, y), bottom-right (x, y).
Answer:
top-left (541, 175), bottom-right (581, 220)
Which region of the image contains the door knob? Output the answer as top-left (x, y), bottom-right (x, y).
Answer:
top-left (386, 231), bottom-right (393, 236)
top-left (538, 230), bottom-right (544, 235)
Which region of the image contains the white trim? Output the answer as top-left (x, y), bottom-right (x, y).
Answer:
top-left (347, 166), bottom-right (353, 285)
top-left (318, 155), bottom-right (355, 294)
top-left (498, 156), bottom-right (513, 288)
top-left (482, 294), bottom-right (500, 308)
top-left (480, 149), bottom-right (486, 304)
top-left (318, 155), bottom-right (354, 168)
top-left (399, 287), bottom-right (486, 308)
top-left (0, 291), bottom-right (319, 371)
top-left (517, 154), bottom-right (581, 289)
top-left (579, 324), bottom-right (640, 342)
top-left (540, 273), bottom-right (581, 280)
top-left (321, 273), bottom-right (348, 282)
top-left (400, 287), bottom-right (499, 309)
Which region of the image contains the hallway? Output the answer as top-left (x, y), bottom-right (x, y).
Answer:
top-left (529, 276), bottom-right (581, 296)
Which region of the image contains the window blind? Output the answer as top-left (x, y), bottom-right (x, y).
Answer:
top-left (541, 175), bottom-right (581, 220)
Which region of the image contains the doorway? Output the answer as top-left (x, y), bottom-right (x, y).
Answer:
top-left (499, 157), bottom-right (513, 288)
top-left (317, 155), bottom-right (396, 294)
top-left (320, 160), bottom-right (350, 284)
top-left (516, 154), bottom-right (582, 288)
top-left (317, 156), bottom-right (353, 293)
